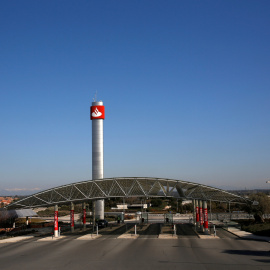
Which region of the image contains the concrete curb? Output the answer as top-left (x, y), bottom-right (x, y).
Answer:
top-left (198, 234), bottom-right (219, 239)
top-left (117, 234), bottom-right (139, 239)
top-left (0, 235), bottom-right (34, 243)
top-left (225, 227), bottom-right (270, 242)
top-left (37, 235), bottom-right (66, 241)
top-left (75, 234), bottom-right (102, 240)
top-left (117, 224), bottom-right (148, 239)
top-left (158, 234), bottom-right (178, 239)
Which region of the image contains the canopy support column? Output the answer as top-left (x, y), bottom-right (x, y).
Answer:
top-left (83, 202), bottom-right (86, 231)
top-left (195, 199), bottom-right (199, 228)
top-left (203, 201), bottom-right (209, 233)
top-left (92, 200), bottom-right (96, 231)
top-left (192, 200), bottom-right (196, 226)
top-left (70, 202), bottom-right (74, 233)
top-left (199, 200), bottom-right (203, 231)
top-left (54, 204), bottom-right (59, 237)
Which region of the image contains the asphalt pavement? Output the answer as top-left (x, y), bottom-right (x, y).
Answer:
top-left (0, 233), bottom-right (269, 270)
top-left (1, 223), bottom-right (270, 269)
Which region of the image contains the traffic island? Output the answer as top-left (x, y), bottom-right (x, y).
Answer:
top-left (158, 224), bottom-right (177, 239)
top-left (37, 235), bottom-right (66, 241)
top-left (0, 235), bottom-right (34, 243)
top-left (75, 234), bottom-right (102, 240)
top-left (117, 224), bottom-right (148, 239)
top-left (197, 234), bottom-right (219, 239)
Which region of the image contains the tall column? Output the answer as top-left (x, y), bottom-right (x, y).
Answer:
top-left (82, 202), bottom-right (86, 231)
top-left (195, 199), bottom-right (199, 228)
top-left (199, 200), bottom-right (204, 230)
top-left (54, 204), bottom-right (59, 237)
top-left (203, 201), bottom-right (208, 233)
top-left (70, 202), bottom-right (74, 233)
top-left (91, 101), bottom-right (105, 220)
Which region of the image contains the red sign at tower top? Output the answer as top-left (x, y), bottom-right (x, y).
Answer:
top-left (91, 106), bottom-right (105, 120)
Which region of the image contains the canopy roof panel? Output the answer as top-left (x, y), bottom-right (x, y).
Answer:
top-left (7, 177), bottom-right (250, 209)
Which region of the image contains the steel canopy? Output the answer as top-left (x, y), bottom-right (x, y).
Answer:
top-left (7, 177), bottom-right (249, 209)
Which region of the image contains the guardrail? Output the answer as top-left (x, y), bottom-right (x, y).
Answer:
top-left (145, 213), bottom-right (270, 223)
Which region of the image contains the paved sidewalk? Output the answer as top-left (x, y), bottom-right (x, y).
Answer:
top-left (226, 227), bottom-right (270, 242)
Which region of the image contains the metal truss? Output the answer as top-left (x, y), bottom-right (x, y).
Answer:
top-left (7, 177), bottom-right (250, 209)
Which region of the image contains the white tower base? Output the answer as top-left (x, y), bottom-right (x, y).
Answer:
top-left (91, 101), bottom-right (105, 220)
top-left (95, 199), bottom-right (104, 219)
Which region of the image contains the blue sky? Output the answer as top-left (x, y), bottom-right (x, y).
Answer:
top-left (1, 0), bottom-right (270, 194)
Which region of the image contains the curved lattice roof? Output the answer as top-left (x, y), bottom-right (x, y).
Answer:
top-left (7, 177), bottom-right (249, 209)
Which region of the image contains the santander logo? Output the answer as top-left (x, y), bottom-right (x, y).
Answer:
top-left (92, 107), bottom-right (102, 117)
top-left (91, 105), bottom-right (105, 120)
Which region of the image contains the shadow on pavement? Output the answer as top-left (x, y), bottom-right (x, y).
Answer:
top-left (177, 223), bottom-right (199, 238)
top-left (222, 249), bottom-right (270, 256)
top-left (254, 259), bottom-right (270, 263)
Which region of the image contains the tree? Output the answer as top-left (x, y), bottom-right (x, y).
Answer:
top-left (150, 198), bottom-right (163, 208)
top-left (241, 193), bottom-right (270, 223)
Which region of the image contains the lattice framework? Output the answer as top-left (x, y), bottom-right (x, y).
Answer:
top-left (8, 177), bottom-right (249, 208)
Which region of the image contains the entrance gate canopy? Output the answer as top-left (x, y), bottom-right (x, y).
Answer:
top-left (7, 177), bottom-right (249, 209)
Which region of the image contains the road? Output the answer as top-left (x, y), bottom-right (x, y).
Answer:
top-left (0, 224), bottom-right (269, 270)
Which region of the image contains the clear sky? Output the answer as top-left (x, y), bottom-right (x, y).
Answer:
top-left (1, 0), bottom-right (270, 195)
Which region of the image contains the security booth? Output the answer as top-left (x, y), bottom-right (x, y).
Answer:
top-left (0, 209), bottom-right (37, 229)
top-left (141, 212), bottom-right (148, 224)
top-left (164, 213), bottom-right (173, 223)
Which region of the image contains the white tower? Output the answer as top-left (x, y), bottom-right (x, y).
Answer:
top-left (90, 101), bottom-right (105, 219)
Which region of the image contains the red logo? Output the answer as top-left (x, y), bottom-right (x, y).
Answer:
top-left (70, 210), bottom-right (74, 227)
top-left (54, 211), bottom-right (58, 230)
top-left (204, 209), bottom-right (208, 221)
top-left (91, 106), bottom-right (105, 120)
top-left (83, 209), bottom-right (86, 224)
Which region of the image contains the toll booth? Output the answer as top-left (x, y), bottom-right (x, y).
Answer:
top-left (164, 213), bottom-right (173, 223)
top-left (141, 212), bottom-right (148, 224)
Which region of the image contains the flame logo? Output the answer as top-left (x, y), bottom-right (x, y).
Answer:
top-left (92, 107), bottom-right (102, 117)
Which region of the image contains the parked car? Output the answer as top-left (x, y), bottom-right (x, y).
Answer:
top-left (97, 219), bottom-right (108, 228)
